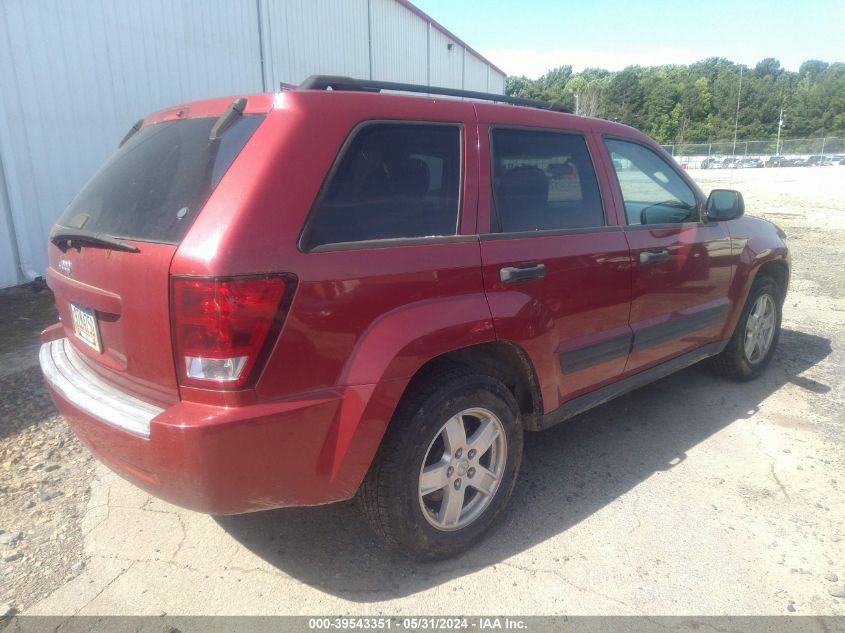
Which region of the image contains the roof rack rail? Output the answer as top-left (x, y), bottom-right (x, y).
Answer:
top-left (297, 75), bottom-right (573, 114)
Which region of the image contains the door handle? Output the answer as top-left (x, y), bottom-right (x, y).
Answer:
top-left (500, 263), bottom-right (546, 283)
top-left (639, 249), bottom-right (670, 265)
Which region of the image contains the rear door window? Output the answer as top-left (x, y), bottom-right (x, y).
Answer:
top-left (56, 115), bottom-right (264, 244)
top-left (490, 128), bottom-right (604, 232)
top-left (302, 123), bottom-right (461, 250)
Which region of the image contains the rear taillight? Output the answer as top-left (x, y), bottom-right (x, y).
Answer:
top-left (170, 275), bottom-right (292, 389)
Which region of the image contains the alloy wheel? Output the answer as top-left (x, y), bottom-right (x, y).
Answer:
top-left (418, 407), bottom-right (507, 531)
top-left (744, 293), bottom-right (777, 364)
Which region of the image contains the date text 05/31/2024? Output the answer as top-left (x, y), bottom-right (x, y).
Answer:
top-left (307, 617), bottom-right (528, 630)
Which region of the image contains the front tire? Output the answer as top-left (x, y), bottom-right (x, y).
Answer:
top-left (711, 274), bottom-right (782, 381)
top-left (359, 368), bottom-right (523, 560)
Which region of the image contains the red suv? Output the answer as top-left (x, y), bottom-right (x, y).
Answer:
top-left (40, 76), bottom-right (789, 559)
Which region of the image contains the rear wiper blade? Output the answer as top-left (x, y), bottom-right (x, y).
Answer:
top-left (50, 229), bottom-right (140, 253)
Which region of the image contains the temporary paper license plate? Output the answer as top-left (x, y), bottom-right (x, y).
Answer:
top-left (69, 303), bottom-right (101, 352)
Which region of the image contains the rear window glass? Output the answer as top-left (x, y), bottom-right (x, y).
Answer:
top-left (302, 123), bottom-right (461, 250)
top-left (56, 115), bottom-right (265, 244)
top-left (491, 129), bottom-right (604, 232)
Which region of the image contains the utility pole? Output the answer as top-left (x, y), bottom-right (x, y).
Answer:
top-left (732, 66), bottom-right (743, 155)
top-left (776, 108), bottom-right (784, 155)
top-left (575, 91), bottom-right (580, 116)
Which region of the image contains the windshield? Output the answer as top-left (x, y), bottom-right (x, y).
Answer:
top-left (56, 114), bottom-right (265, 244)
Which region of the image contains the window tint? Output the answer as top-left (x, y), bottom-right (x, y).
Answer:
top-left (304, 123), bottom-right (461, 249)
top-left (56, 115), bottom-right (264, 244)
top-left (490, 129), bottom-right (604, 232)
top-left (605, 139), bottom-right (698, 225)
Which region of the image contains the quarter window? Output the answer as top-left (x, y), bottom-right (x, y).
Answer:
top-left (490, 129), bottom-right (604, 232)
top-left (303, 123), bottom-right (461, 250)
top-left (605, 139), bottom-right (698, 225)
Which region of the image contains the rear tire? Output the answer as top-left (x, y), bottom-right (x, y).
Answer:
top-left (710, 274), bottom-right (782, 381)
top-left (359, 368), bottom-right (523, 560)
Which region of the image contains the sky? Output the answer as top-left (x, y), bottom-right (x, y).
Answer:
top-left (412, 0), bottom-right (845, 78)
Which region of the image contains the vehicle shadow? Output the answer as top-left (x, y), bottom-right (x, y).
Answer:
top-left (215, 328), bottom-right (831, 601)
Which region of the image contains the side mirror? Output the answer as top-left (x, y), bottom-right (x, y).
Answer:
top-left (705, 189), bottom-right (745, 221)
top-left (640, 204), bottom-right (693, 225)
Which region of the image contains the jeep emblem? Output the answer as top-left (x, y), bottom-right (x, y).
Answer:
top-left (58, 258), bottom-right (72, 276)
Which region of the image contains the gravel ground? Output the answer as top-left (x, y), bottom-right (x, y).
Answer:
top-left (0, 286), bottom-right (93, 614)
top-left (0, 166), bottom-right (843, 616)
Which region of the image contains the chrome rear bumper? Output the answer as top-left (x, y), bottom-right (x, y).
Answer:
top-left (39, 338), bottom-right (162, 438)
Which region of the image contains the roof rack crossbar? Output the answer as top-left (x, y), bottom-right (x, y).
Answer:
top-left (297, 75), bottom-right (572, 114)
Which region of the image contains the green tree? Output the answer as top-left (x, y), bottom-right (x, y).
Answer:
top-left (503, 56), bottom-right (844, 143)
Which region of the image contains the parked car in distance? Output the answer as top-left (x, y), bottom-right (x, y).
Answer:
top-left (831, 155), bottom-right (845, 165)
top-left (805, 155), bottom-right (833, 166)
top-left (39, 76), bottom-right (791, 560)
top-left (700, 157), bottom-right (721, 169)
top-left (721, 157), bottom-right (742, 168)
top-left (765, 156), bottom-right (796, 167)
top-left (741, 158), bottom-right (763, 168)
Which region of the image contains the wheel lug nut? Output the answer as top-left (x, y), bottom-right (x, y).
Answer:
top-left (467, 467), bottom-right (475, 478)
top-left (455, 449), bottom-right (463, 458)
top-left (453, 479), bottom-right (461, 489)
top-left (468, 449), bottom-right (476, 459)
top-left (447, 466), bottom-right (454, 478)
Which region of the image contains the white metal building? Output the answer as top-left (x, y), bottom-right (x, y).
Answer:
top-left (0, 0), bottom-right (506, 289)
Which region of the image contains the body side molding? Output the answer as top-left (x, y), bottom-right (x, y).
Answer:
top-left (559, 305), bottom-right (729, 374)
top-left (543, 340), bottom-right (728, 430)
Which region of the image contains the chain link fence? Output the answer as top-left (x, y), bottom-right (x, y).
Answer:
top-left (660, 137), bottom-right (845, 167)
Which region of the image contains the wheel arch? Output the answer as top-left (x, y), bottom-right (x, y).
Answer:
top-left (325, 338), bottom-right (544, 504)
top-left (397, 340), bottom-right (545, 432)
top-left (755, 258), bottom-right (790, 300)
top-left (723, 250), bottom-right (790, 340)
